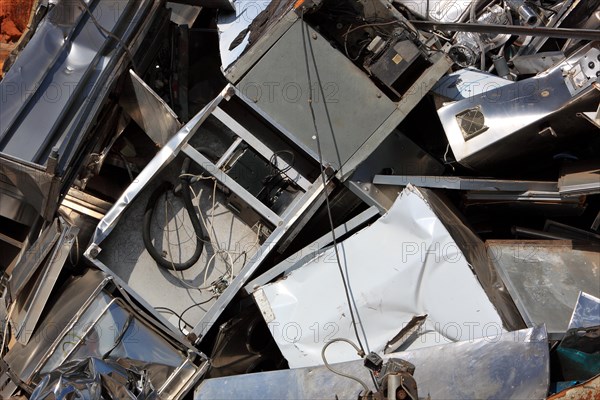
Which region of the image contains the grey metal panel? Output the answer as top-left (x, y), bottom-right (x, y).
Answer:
top-left (238, 20), bottom-right (397, 171)
top-left (337, 51), bottom-right (453, 180)
top-left (120, 70), bottom-right (182, 147)
top-left (486, 240), bottom-right (600, 339)
top-left (195, 326), bottom-right (549, 400)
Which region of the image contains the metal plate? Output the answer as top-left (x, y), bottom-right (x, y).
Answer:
top-left (238, 20), bottom-right (396, 170)
top-left (486, 240), bottom-right (600, 339)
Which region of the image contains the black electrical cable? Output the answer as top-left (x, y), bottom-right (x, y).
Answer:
top-left (299, 7), bottom-right (374, 370)
top-left (178, 296), bottom-right (217, 331)
top-left (155, 306), bottom-right (193, 333)
top-left (142, 159), bottom-right (209, 271)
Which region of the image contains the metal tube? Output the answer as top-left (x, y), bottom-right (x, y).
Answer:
top-left (409, 21), bottom-right (600, 41)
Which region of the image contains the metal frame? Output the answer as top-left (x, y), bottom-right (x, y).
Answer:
top-left (85, 84), bottom-right (330, 343)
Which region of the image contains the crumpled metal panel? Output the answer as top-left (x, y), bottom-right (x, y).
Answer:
top-left (392, 0), bottom-right (475, 22)
top-left (30, 358), bottom-right (158, 400)
top-left (252, 184), bottom-right (504, 368)
top-left (195, 326), bottom-right (550, 400)
top-left (1, 269), bottom-right (206, 399)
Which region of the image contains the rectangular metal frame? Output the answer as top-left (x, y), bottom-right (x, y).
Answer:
top-left (85, 84), bottom-right (329, 342)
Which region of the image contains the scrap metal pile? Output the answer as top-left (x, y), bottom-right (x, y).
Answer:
top-left (0, 0), bottom-right (599, 398)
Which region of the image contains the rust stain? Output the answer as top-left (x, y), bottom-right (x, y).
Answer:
top-left (548, 375), bottom-right (600, 400)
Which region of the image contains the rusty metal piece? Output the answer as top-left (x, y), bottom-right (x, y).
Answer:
top-left (548, 375), bottom-right (600, 400)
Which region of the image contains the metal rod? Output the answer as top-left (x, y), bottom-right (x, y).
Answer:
top-left (409, 21), bottom-right (600, 41)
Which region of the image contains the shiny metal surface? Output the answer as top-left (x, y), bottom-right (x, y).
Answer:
top-left (195, 326), bottom-right (549, 400)
top-left (410, 21), bottom-right (600, 41)
top-left (0, 0), bottom-right (155, 171)
top-left (252, 185), bottom-right (505, 368)
top-left (437, 44), bottom-right (600, 170)
top-left (120, 69), bottom-right (182, 147)
top-left (11, 219), bottom-right (79, 345)
top-left (30, 358), bottom-right (158, 400)
top-left (8, 219), bottom-right (61, 298)
top-left (392, 0), bottom-right (475, 22)
top-left (373, 175), bottom-right (558, 192)
top-left (486, 240), bottom-right (600, 339)
top-left (2, 269), bottom-right (207, 399)
top-left (558, 161), bottom-right (600, 196)
top-left (568, 291), bottom-right (600, 330)
top-left (244, 205), bottom-right (381, 293)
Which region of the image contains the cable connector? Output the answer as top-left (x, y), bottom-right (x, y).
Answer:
top-left (364, 352), bottom-right (383, 373)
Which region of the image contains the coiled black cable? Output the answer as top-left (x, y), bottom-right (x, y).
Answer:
top-left (142, 158), bottom-right (209, 271)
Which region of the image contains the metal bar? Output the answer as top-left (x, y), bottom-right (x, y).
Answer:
top-left (346, 180), bottom-right (390, 214)
top-left (409, 21), bottom-right (600, 40)
top-left (0, 232), bottom-right (23, 249)
top-left (373, 175), bottom-right (558, 192)
top-left (212, 107), bottom-right (311, 190)
top-left (182, 144), bottom-right (283, 227)
top-left (61, 198), bottom-right (106, 220)
top-left (215, 137), bottom-right (243, 169)
top-left (244, 205), bottom-right (381, 293)
top-left (512, 226), bottom-right (577, 240)
top-left (191, 180), bottom-right (327, 339)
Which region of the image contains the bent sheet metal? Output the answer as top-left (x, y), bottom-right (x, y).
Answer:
top-left (250, 185), bottom-right (507, 368)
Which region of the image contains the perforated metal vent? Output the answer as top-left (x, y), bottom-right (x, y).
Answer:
top-left (456, 107), bottom-right (488, 140)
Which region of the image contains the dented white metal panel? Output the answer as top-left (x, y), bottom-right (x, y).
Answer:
top-left (254, 185), bottom-right (504, 368)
